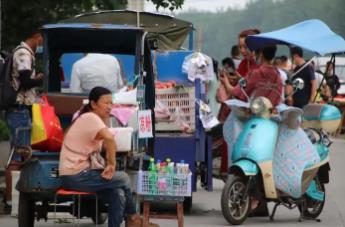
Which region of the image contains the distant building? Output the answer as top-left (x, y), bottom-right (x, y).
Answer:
top-left (128, 0), bottom-right (144, 11)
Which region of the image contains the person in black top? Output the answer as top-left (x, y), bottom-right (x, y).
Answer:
top-left (290, 46), bottom-right (317, 108)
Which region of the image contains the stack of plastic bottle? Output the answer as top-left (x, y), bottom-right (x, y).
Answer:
top-left (147, 157), bottom-right (189, 196)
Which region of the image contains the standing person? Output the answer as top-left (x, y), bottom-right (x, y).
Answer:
top-left (237, 28), bottom-right (261, 78)
top-left (290, 46), bottom-right (317, 108)
top-left (217, 57), bottom-right (236, 122)
top-left (273, 56), bottom-right (289, 101)
top-left (3, 27), bottom-right (44, 213)
top-left (70, 53), bottom-right (124, 93)
top-left (274, 55), bottom-right (291, 74)
top-left (221, 45), bottom-right (283, 106)
top-left (230, 45), bottom-right (241, 70)
top-left (59, 86), bottom-right (159, 227)
top-left (323, 61), bottom-right (340, 99)
top-left (215, 57), bottom-right (237, 179)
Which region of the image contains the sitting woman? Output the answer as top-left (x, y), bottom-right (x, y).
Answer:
top-left (59, 86), bottom-right (158, 227)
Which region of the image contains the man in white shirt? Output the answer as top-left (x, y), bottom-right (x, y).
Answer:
top-left (70, 53), bottom-right (124, 93)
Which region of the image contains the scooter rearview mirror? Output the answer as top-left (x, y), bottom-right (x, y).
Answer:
top-left (292, 78), bottom-right (304, 90)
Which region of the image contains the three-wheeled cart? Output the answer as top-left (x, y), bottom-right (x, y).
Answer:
top-left (17, 22), bottom-right (155, 226)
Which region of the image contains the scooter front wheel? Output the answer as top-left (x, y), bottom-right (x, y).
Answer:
top-left (221, 175), bottom-right (250, 225)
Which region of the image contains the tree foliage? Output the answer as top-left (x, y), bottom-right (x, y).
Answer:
top-left (1, 0), bottom-right (127, 50)
top-left (148, 0), bottom-right (184, 11)
top-left (178, 0), bottom-right (345, 62)
top-left (1, 0), bottom-right (184, 50)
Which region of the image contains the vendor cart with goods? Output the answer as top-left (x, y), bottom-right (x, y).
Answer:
top-left (63, 10), bottom-right (216, 212)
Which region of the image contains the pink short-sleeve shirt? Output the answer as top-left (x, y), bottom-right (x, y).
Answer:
top-left (59, 112), bottom-right (107, 176)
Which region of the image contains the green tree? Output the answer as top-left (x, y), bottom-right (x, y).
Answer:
top-left (148, 0), bottom-right (184, 11)
top-left (1, 0), bottom-right (127, 50)
top-left (178, 0), bottom-right (345, 62)
top-left (1, 0), bottom-right (184, 50)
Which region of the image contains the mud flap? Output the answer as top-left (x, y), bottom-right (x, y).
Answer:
top-left (230, 160), bottom-right (258, 176)
top-left (306, 180), bottom-right (324, 201)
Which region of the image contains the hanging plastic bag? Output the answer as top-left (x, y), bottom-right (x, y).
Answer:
top-left (196, 99), bottom-right (219, 130)
top-left (31, 96), bottom-right (64, 151)
top-left (182, 52), bottom-right (216, 82)
top-left (174, 107), bottom-right (193, 133)
top-left (154, 100), bottom-right (172, 122)
top-left (112, 87), bottom-right (138, 105)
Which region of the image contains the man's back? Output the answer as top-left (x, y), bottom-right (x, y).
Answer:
top-left (233, 65), bottom-right (283, 106)
top-left (70, 53), bottom-right (123, 93)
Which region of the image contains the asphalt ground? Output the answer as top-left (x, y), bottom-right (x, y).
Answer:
top-left (0, 138), bottom-right (345, 226)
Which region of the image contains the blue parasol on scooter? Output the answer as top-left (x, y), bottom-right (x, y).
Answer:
top-left (246, 19), bottom-right (345, 102)
top-left (245, 19), bottom-right (345, 55)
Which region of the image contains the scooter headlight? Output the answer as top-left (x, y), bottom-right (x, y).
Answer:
top-left (250, 97), bottom-right (270, 115)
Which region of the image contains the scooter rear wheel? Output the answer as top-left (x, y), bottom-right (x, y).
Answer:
top-left (221, 175), bottom-right (250, 225)
top-left (298, 177), bottom-right (325, 219)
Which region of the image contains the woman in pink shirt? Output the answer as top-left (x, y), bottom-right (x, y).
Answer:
top-left (59, 87), bottom-right (158, 227)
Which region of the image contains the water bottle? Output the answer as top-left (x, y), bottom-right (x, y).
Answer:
top-left (156, 159), bottom-right (161, 172)
top-left (180, 160), bottom-right (188, 192)
top-left (166, 158), bottom-right (174, 195)
top-left (148, 157), bottom-right (157, 194)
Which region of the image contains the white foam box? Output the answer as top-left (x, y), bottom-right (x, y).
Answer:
top-left (109, 127), bottom-right (134, 152)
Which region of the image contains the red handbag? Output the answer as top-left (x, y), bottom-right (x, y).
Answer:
top-left (31, 96), bottom-right (64, 151)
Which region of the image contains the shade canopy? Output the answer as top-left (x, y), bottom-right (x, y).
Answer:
top-left (61, 10), bottom-right (193, 50)
top-left (245, 19), bottom-right (345, 56)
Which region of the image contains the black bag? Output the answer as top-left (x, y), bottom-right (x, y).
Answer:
top-left (0, 50), bottom-right (17, 110)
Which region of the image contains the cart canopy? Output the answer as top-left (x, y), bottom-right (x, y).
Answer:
top-left (245, 19), bottom-right (345, 56)
top-left (61, 10), bottom-right (193, 51)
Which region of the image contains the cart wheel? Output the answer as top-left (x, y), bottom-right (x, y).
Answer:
top-left (184, 196), bottom-right (192, 213)
top-left (91, 212), bottom-right (108, 224)
top-left (18, 192), bottom-right (35, 227)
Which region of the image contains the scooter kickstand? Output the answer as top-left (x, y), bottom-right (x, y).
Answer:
top-left (269, 202), bottom-right (281, 221)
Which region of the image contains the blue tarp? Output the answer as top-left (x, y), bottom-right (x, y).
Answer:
top-left (245, 19), bottom-right (345, 56)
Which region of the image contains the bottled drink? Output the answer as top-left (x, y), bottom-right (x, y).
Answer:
top-left (158, 162), bottom-right (168, 193)
top-left (178, 160), bottom-right (188, 193)
top-left (148, 157), bottom-right (157, 194)
top-left (156, 159), bottom-right (161, 172)
top-left (166, 158), bottom-right (174, 195)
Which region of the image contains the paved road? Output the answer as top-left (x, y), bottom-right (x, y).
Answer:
top-left (1, 138), bottom-right (345, 227)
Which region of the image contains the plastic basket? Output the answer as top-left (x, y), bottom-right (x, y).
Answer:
top-left (155, 87), bottom-right (195, 131)
top-left (137, 170), bottom-right (192, 197)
